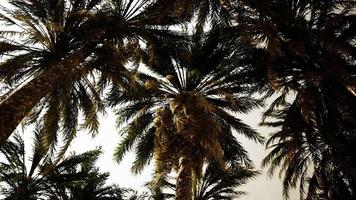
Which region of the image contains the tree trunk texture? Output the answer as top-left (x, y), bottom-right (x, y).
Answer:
top-left (176, 150), bottom-right (193, 200)
top-left (0, 51), bottom-right (88, 147)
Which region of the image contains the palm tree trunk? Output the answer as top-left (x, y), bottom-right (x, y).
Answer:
top-left (0, 51), bottom-right (88, 146)
top-left (176, 149), bottom-right (193, 200)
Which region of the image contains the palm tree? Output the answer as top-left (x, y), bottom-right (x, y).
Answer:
top-left (147, 162), bottom-right (259, 200)
top-left (238, 0), bottom-right (356, 183)
top-left (138, 0), bottom-right (234, 29)
top-left (175, 0), bottom-right (234, 29)
top-left (0, 0), bottom-right (104, 146)
top-left (110, 27), bottom-right (264, 200)
top-left (0, 0), bottom-right (186, 148)
top-left (193, 162), bottom-right (259, 200)
top-left (65, 166), bottom-right (142, 200)
top-left (262, 96), bottom-right (356, 199)
top-left (148, 186), bottom-right (175, 200)
top-left (0, 130), bottom-right (102, 200)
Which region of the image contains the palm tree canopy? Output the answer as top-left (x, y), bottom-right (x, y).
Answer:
top-left (110, 26), bottom-right (264, 199)
top-left (0, 0), bottom-right (186, 151)
top-left (240, 3), bottom-right (356, 189)
top-left (0, 0), bottom-right (105, 148)
top-left (0, 130), bottom-right (102, 200)
top-left (146, 161), bottom-right (259, 200)
top-left (193, 162), bottom-right (259, 200)
top-left (262, 95), bottom-right (356, 200)
top-left (64, 167), bottom-right (141, 200)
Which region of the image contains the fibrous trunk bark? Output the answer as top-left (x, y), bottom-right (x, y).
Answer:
top-left (176, 150), bottom-right (193, 200)
top-left (0, 51), bottom-right (88, 146)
